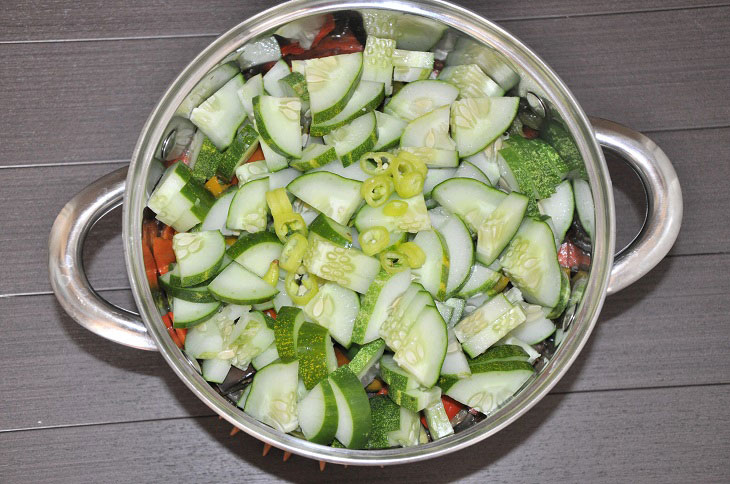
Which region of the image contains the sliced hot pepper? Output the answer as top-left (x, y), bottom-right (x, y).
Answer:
top-left (280, 233), bottom-right (309, 272)
top-left (274, 212), bottom-right (307, 242)
top-left (379, 250), bottom-right (408, 274)
top-left (394, 171), bottom-right (424, 198)
top-left (360, 152), bottom-right (396, 176)
top-left (262, 260), bottom-right (280, 286)
top-left (285, 271), bottom-right (319, 305)
top-left (383, 200), bottom-right (408, 217)
top-left (358, 226), bottom-right (389, 256)
top-left (361, 175), bottom-right (394, 208)
top-left (266, 188), bottom-right (294, 219)
top-left (396, 242), bottom-right (425, 269)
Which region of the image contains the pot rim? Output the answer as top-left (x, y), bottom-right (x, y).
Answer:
top-left (123, 0), bottom-right (614, 465)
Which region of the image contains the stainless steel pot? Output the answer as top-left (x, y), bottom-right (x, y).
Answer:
top-left (48, 0), bottom-right (682, 466)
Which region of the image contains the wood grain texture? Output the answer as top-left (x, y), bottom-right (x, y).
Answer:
top-left (2, 254), bottom-right (727, 431)
top-left (0, 0), bottom-right (723, 42)
top-left (1, 7), bottom-right (728, 168)
top-left (2, 385), bottom-right (728, 483)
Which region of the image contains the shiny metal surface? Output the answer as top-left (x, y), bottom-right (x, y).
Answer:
top-left (48, 166), bottom-right (157, 351)
top-left (48, 0), bottom-right (681, 466)
top-left (591, 118), bottom-right (683, 295)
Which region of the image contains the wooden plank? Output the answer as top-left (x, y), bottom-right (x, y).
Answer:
top-left (0, 290), bottom-right (212, 433)
top-left (0, 0), bottom-right (723, 42)
top-left (2, 254), bottom-right (727, 431)
top-left (2, 385), bottom-right (727, 482)
top-left (1, 7), bottom-right (728, 168)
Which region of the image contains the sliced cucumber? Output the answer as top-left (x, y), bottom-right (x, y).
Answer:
top-left (454, 293), bottom-right (513, 342)
top-left (159, 271), bottom-right (217, 303)
top-left (226, 231), bottom-right (283, 278)
top-left (279, 71), bottom-right (310, 105)
top-left (171, 297), bottom-right (221, 328)
top-left (328, 366), bottom-right (372, 449)
top-left (208, 261), bottom-right (279, 305)
top-left (185, 316), bottom-right (224, 360)
top-left (347, 338), bottom-right (386, 383)
top-left (429, 208), bottom-right (474, 296)
top-left (498, 136), bottom-right (567, 201)
top-left (462, 305), bottom-right (527, 358)
top-left (298, 379), bottom-right (339, 444)
top-left (546, 267), bottom-right (572, 320)
top-left (431, 177), bottom-right (506, 232)
top-left (453, 160), bottom-right (489, 184)
top-left (451, 97), bottom-right (519, 157)
top-left (541, 120), bottom-right (587, 178)
top-left (306, 52), bottom-right (363, 124)
top-left (538, 179), bottom-right (575, 242)
top-left (424, 399), bottom-right (454, 440)
top-left (573, 178), bottom-right (595, 240)
top-left (361, 10), bottom-right (447, 51)
top-left (274, 306), bottom-right (307, 360)
top-left (251, 342), bottom-right (279, 370)
top-left (435, 300), bottom-right (454, 323)
top-left (445, 297), bottom-right (467, 326)
top-left (310, 81), bottom-right (385, 136)
top-left (400, 105), bottom-right (455, 151)
top-left (226, 177), bottom-right (269, 232)
top-left (354, 193), bottom-right (430, 233)
top-left (289, 143), bottom-right (337, 172)
top-left (388, 386), bottom-right (441, 412)
top-left (446, 37), bottom-right (520, 91)
top-left (216, 122), bottom-right (259, 181)
top-left (438, 64), bottom-right (504, 98)
top-left (363, 35), bottom-right (395, 95)
top-left (308, 213), bottom-right (354, 248)
top-left (303, 238), bottom-right (380, 294)
top-left (296, 322), bottom-right (335, 389)
top-left (392, 49), bottom-right (434, 69)
top-left (191, 137), bottom-right (223, 183)
top-left (385, 80), bottom-right (459, 121)
top-left (500, 218), bottom-right (562, 307)
top-left (497, 335), bottom-right (541, 364)
top-left (200, 190), bottom-right (237, 236)
top-left (440, 346), bottom-right (471, 377)
top-left (466, 139), bottom-right (503, 186)
top-left (380, 290), bottom-right (433, 351)
top-left (374, 111), bottom-right (407, 150)
top-left (244, 359), bottom-right (299, 432)
top-left (379, 353), bottom-right (420, 391)
top-left (456, 263), bottom-right (503, 298)
top-left (202, 358), bottom-right (231, 383)
top-left (323, 111), bottom-right (377, 167)
top-left (423, 168), bottom-right (456, 197)
top-left (253, 95), bottom-right (302, 158)
top-left (393, 66), bottom-right (432, 82)
top-left (393, 305), bottom-right (448, 388)
top-left (509, 305), bottom-right (556, 345)
top-left (235, 160), bottom-right (268, 187)
top-left (303, 282), bottom-right (360, 348)
top-left (365, 395), bottom-right (401, 449)
top-left (266, 166), bottom-right (299, 189)
top-left (228, 311), bottom-right (276, 369)
top-left (190, 74), bottom-right (247, 150)
top-left (172, 230), bottom-right (226, 287)
top-left (176, 62), bottom-right (240, 118)
top-left (467, 344), bottom-right (530, 371)
top-left (238, 73), bottom-right (263, 119)
top-left (259, 136), bottom-right (289, 173)
top-left (262, 59), bottom-right (291, 97)
top-left (412, 230), bottom-right (449, 301)
top-left (287, 171), bottom-right (362, 225)
top-left (476, 192), bottom-right (529, 266)
top-left (235, 36), bottom-right (281, 70)
top-left (352, 269), bottom-right (412, 345)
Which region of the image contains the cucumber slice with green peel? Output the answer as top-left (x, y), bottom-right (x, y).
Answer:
top-left (476, 192), bottom-right (529, 266)
top-left (573, 178), bottom-right (595, 240)
top-left (202, 358), bottom-right (231, 383)
top-left (235, 160), bottom-right (269, 185)
top-left (184, 317), bottom-right (224, 359)
top-left (400, 105), bottom-right (455, 150)
top-left (424, 400), bottom-right (454, 440)
top-left (453, 160), bottom-right (489, 184)
top-left (306, 52), bottom-right (363, 124)
top-left (393, 305), bottom-right (448, 388)
top-left (538, 179), bottom-right (575, 242)
top-left (236, 385), bottom-right (252, 408)
top-left (509, 308), bottom-right (556, 344)
top-left (200, 190), bottom-right (237, 236)
top-left (308, 213), bottom-right (353, 248)
top-left (396, 146), bottom-right (459, 168)
top-left (446, 37), bottom-right (520, 91)
top-left (272, 279), bottom-right (294, 313)
top-left (364, 395), bottom-right (401, 449)
top-left (289, 143), bottom-right (337, 171)
top-left (274, 306), bottom-right (308, 361)
top-left (216, 122), bottom-right (260, 181)
top-left (354, 193), bottom-right (430, 233)
top-left (226, 231), bottom-right (282, 278)
top-left (374, 281), bottom-right (419, 346)
top-left (388, 386), bottom-right (441, 412)
top-left (244, 359), bottom-right (299, 433)
top-left (466, 142), bottom-right (503, 186)
top-left (147, 162), bottom-right (192, 215)
top-left (429, 208), bottom-right (474, 297)
top-left (226, 177), bottom-right (269, 232)
top-left (445, 297), bottom-right (466, 326)
top-left (467, 345), bottom-right (530, 372)
top-left (497, 335), bottom-right (541, 364)
top-left (362, 36), bottom-right (395, 95)
top-left (392, 49), bottom-right (434, 69)
top-left (374, 111), bottom-right (407, 150)
top-left (298, 379), bottom-right (339, 444)
top-left (435, 300), bottom-right (454, 323)
top-left (191, 137), bottom-right (222, 182)
top-left (438, 64), bottom-right (505, 98)
top-left (310, 81), bottom-right (385, 136)
top-left (227, 311), bottom-right (276, 369)
top-left (352, 269), bottom-right (412, 345)
top-left (303, 282), bottom-right (360, 348)
top-left (287, 171), bottom-right (362, 225)
top-left (454, 293), bottom-right (513, 343)
top-left (384, 80), bottom-right (459, 121)
top-left (498, 136), bottom-right (568, 202)
top-left (328, 366), bottom-right (372, 449)
top-left (159, 272), bottom-right (217, 303)
top-left (253, 95), bottom-right (302, 158)
top-left (431, 178), bottom-right (507, 232)
top-left (171, 297), bottom-right (222, 328)
top-left (323, 111), bottom-right (377, 167)
top-left (441, 346), bottom-right (471, 377)
top-left (235, 36), bottom-right (281, 70)
top-left (190, 74), bottom-right (247, 150)
top-left (379, 353), bottom-right (420, 391)
top-left (423, 168), bottom-right (456, 197)
top-left (262, 59), bottom-right (291, 98)
top-left (172, 231), bottom-right (226, 287)
top-left (347, 338), bottom-right (386, 383)
top-left (500, 218), bottom-right (562, 307)
top-left (393, 66), bottom-right (431, 82)
top-left (456, 263), bottom-right (503, 298)
top-left (546, 268), bottom-right (571, 319)
top-left (438, 360), bottom-right (534, 414)
top-left (208, 261), bottom-right (279, 305)
top-left (411, 230), bottom-right (449, 301)
top-left (162, 181), bottom-right (216, 231)
top-left (175, 62), bottom-right (240, 118)
top-left (238, 73), bottom-right (263, 119)
top-left (266, 167), bottom-right (299, 190)
top-left (380, 290), bottom-right (434, 351)
top-left (291, 60), bottom-right (305, 74)
top-left (541, 120), bottom-right (587, 178)
top-left (259, 136), bottom-right (289, 173)
top-left (461, 305), bottom-right (527, 358)
top-left (360, 10), bottom-right (447, 51)
top-left (310, 159), bottom-right (369, 182)
top-left (451, 97), bottom-right (519, 157)
top-left (304, 237), bottom-right (380, 294)
top-left (279, 71), bottom-right (310, 103)
top-left (252, 342), bottom-right (279, 370)
top-left (296, 322), bottom-right (335, 389)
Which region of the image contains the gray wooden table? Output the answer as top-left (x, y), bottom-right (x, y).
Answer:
top-left (1, 1), bottom-right (728, 482)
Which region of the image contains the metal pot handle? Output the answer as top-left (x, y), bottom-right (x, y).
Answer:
top-left (48, 166), bottom-right (157, 351)
top-left (591, 118), bottom-right (683, 295)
